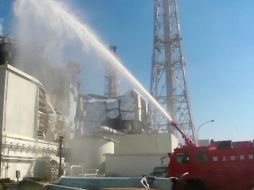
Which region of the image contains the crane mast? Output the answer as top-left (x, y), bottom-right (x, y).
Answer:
top-left (150, 0), bottom-right (196, 142)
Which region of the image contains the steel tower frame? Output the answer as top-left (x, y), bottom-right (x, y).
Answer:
top-left (150, 0), bottom-right (196, 141)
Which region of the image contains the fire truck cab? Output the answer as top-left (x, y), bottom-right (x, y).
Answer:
top-left (168, 140), bottom-right (254, 190)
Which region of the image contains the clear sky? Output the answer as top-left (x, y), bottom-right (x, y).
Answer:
top-left (1, 0), bottom-right (254, 141)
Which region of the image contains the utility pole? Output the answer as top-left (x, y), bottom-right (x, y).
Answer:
top-left (58, 136), bottom-right (64, 178)
top-left (197, 120), bottom-right (215, 140)
top-left (150, 0), bottom-right (196, 142)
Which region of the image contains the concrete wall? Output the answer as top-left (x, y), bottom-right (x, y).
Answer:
top-left (69, 133), bottom-right (178, 177)
top-left (4, 71), bottom-right (37, 138)
top-left (113, 133), bottom-right (178, 154)
top-left (104, 133), bottom-right (178, 177)
top-left (0, 67), bottom-right (6, 164)
top-left (0, 67), bottom-right (6, 139)
top-left (70, 137), bottom-right (114, 174)
top-left (105, 153), bottom-right (168, 177)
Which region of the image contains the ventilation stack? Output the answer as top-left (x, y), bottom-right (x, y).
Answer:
top-left (104, 46), bottom-right (119, 98)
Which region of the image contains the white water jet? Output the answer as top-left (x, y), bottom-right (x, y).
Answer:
top-left (14, 0), bottom-right (173, 123)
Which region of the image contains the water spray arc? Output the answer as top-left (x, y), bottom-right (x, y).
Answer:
top-left (150, 0), bottom-right (196, 141)
top-left (14, 0), bottom-right (174, 128)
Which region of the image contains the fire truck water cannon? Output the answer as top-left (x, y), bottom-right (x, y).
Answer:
top-left (170, 121), bottom-right (195, 147)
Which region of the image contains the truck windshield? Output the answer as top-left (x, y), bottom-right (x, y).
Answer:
top-left (176, 153), bottom-right (189, 164)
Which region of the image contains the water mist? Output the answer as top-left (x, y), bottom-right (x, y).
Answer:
top-left (14, 0), bottom-right (173, 124)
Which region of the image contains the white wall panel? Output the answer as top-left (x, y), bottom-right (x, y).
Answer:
top-left (114, 133), bottom-right (178, 155)
top-left (70, 138), bottom-right (114, 172)
top-left (4, 71), bottom-right (37, 138)
top-left (105, 154), bottom-right (166, 177)
top-left (0, 68), bottom-right (6, 132)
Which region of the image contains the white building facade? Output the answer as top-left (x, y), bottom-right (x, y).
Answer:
top-left (0, 64), bottom-right (62, 180)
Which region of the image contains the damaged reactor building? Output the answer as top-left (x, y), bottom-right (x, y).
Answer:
top-left (0, 36), bottom-right (79, 180)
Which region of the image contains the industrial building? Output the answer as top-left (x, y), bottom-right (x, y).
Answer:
top-left (0, 64), bottom-right (63, 180)
top-left (70, 90), bottom-right (178, 177)
top-left (0, 0), bottom-right (194, 181)
top-left (0, 36), bottom-right (79, 180)
top-left (1, 36), bottom-right (177, 180)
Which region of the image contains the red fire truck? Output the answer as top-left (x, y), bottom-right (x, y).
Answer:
top-left (168, 121), bottom-right (254, 190)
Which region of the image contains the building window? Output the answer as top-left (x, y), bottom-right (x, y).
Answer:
top-left (230, 156), bottom-right (236, 161)
top-left (240, 155), bottom-right (244, 160)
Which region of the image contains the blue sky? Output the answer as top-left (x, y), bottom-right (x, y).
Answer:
top-left (1, 0), bottom-right (254, 141)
